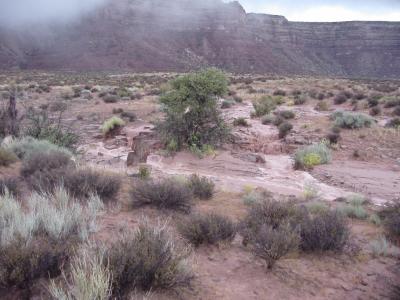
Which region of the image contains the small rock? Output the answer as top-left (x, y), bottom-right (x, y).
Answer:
top-left (360, 279), bottom-right (368, 286)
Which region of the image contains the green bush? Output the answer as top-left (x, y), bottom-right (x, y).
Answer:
top-left (0, 147), bottom-right (17, 167)
top-left (7, 137), bottom-right (72, 159)
top-left (278, 122), bottom-right (293, 139)
top-left (221, 99), bottom-right (235, 109)
top-left (337, 204), bottom-right (368, 219)
top-left (331, 111), bottom-right (374, 129)
top-left (24, 106), bottom-right (78, 150)
top-left (300, 211), bottom-right (349, 252)
top-left (379, 203), bottom-right (400, 237)
top-left (252, 96), bottom-right (277, 117)
top-left (187, 174), bottom-right (215, 200)
top-left (103, 94), bottom-right (119, 103)
top-left (278, 110), bottom-right (295, 119)
top-left (315, 101), bottom-right (329, 111)
top-left (105, 222), bottom-right (192, 296)
top-left (178, 213), bottom-right (236, 246)
top-left (261, 114), bottom-right (275, 125)
top-left (294, 142), bottom-right (331, 170)
top-left (130, 178), bottom-right (193, 213)
top-left (158, 68), bottom-right (229, 150)
top-left (233, 117), bottom-right (250, 127)
top-left (101, 117), bottom-right (125, 136)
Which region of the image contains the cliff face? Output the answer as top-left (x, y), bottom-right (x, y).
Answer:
top-left (0, 0), bottom-right (399, 78)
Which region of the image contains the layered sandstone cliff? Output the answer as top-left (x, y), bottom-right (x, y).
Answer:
top-left (0, 0), bottom-right (399, 78)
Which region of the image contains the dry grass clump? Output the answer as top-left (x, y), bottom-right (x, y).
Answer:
top-left (49, 247), bottom-right (112, 300)
top-left (105, 221), bottom-right (193, 296)
top-left (101, 116), bottom-right (125, 136)
top-left (0, 147), bottom-right (18, 167)
top-left (178, 213), bottom-right (236, 247)
top-left (187, 174), bottom-right (215, 200)
top-left (130, 178), bottom-right (193, 213)
top-left (0, 177), bottom-right (20, 197)
top-left (0, 187), bottom-right (103, 289)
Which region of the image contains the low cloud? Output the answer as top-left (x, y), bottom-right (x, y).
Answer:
top-left (0, 0), bottom-right (108, 28)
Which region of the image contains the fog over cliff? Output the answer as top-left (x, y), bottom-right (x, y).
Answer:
top-left (0, 0), bottom-right (108, 28)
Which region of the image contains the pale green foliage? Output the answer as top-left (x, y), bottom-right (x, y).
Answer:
top-left (331, 111), bottom-right (374, 129)
top-left (159, 68), bottom-right (229, 150)
top-left (252, 96), bottom-right (278, 117)
top-left (369, 236), bottom-right (391, 257)
top-left (0, 187), bottom-right (103, 246)
top-left (306, 202), bottom-right (329, 214)
top-left (294, 141), bottom-right (331, 169)
top-left (369, 214), bottom-right (382, 226)
top-left (49, 247), bottom-right (112, 300)
top-left (101, 117), bottom-right (125, 135)
top-left (6, 136), bottom-right (72, 159)
top-left (337, 204), bottom-right (368, 220)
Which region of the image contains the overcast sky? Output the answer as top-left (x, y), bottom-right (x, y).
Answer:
top-left (239, 0), bottom-right (400, 22)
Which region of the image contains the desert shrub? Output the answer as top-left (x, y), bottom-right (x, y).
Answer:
top-left (272, 115), bottom-right (285, 126)
top-left (261, 114), bottom-right (275, 125)
top-left (368, 97), bottom-right (379, 107)
top-left (233, 95), bottom-right (243, 103)
top-left (0, 147), bottom-right (17, 167)
top-left (252, 96), bottom-right (277, 117)
top-left (278, 110), bottom-right (295, 119)
top-left (0, 177), bottom-right (19, 197)
top-left (273, 89), bottom-right (286, 96)
top-left (331, 111), bottom-right (374, 129)
top-left (178, 213), bottom-right (236, 246)
top-left (370, 106), bottom-right (381, 116)
top-left (291, 89), bottom-right (302, 96)
top-left (393, 106), bottom-right (400, 116)
top-left (385, 118), bottom-right (400, 128)
top-left (300, 211), bottom-right (349, 252)
top-left (326, 131), bottom-right (340, 144)
top-left (7, 137), bottom-right (72, 159)
top-left (233, 117), bottom-right (250, 127)
top-left (49, 248), bottom-right (111, 300)
top-left (337, 204), bottom-right (368, 219)
top-left (187, 174), bottom-right (215, 200)
top-left (130, 178), bottom-right (193, 212)
top-left (103, 94), bottom-right (119, 103)
top-left (138, 165), bottom-right (151, 180)
top-left (21, 150), bottom-right (71, 178)
top-left (0, 188), bottom-right (103, 288)
top-left (334, 93), bottom-right (348, 104)
top-left (64, 168), bottom-right (121, 202)
top-left (383, 98), bottom-right (400, 108)
top-left (315, 100), bottom-right (329, 111)
top-left (120, 111), bottom-right (136, 122)
top-left (101, 117), bottom-right (125, 136)
top-left (105, 222), bottom-right (192, 295)
top-left (251, 223), bottom-right (299, 268)
top-left (294, 96), bottom-right (307, 105)
top-left (24, 106), bottom-right (78, 150)
top-left (112, 108), bottom-right (124, 114)
top-left (278, 122), bottom-right (293, 139)
top-left (353, 92), bottom-right (366, 100)
top-left (369, 214), bottom-right (382, 226)
top-left (294, 142), bottom-right (331, 170)
top-left (369, 236), bottom-right (392, 257)
top-left (240, 198), bottom-right (303, 245)
top-left (221, 99), bottom-right (235, 109)
top-left (159, 69), bottom-right (229, 150)
top-left (0, 237), bottom-right (72, 289)
top-left (379, 203), bottom-right (400, 237)
top-left (306, 202), bottom-right (329, 214)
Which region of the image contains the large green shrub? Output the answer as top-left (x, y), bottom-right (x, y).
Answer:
top-left (158, 68), bottom-right (229, 150)
top-left (331, 111), bottom-right (374, 129)
top-left (294, 142), bottom-right (331, 170)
